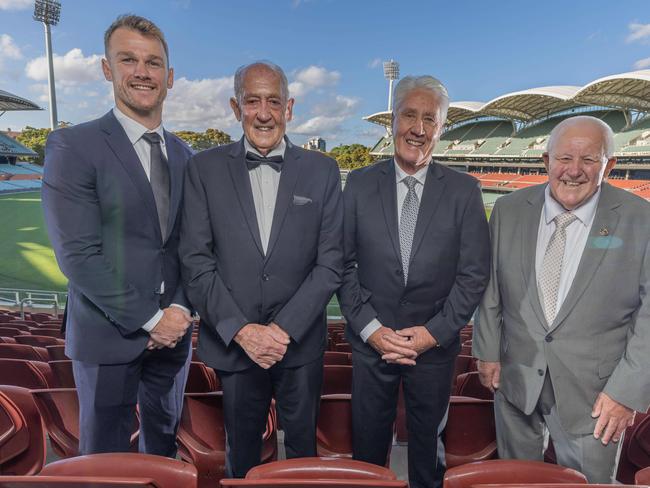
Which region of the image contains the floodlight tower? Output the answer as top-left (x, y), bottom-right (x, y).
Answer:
top-left (383, 59), bottom-right (399, 111)
top-left (33, 0), bottom-right (61, 130)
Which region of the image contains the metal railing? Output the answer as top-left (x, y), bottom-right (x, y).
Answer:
top-left (0, 287), bottom-right (66, 319)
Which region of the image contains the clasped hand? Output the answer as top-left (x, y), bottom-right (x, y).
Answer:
top-left (147, 307), bottom-right (193, 350)
top-left (368, 325), bottom-right (437, 366)
top-left (235, 322), bottom-right (290, 369)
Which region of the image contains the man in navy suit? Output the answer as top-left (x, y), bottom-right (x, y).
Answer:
top-left (338, 75), bottom-right (490, 488)
top-left (180, 61), bottom-right (343, 477)
top-left (42, 15), bottom-right (192, 456)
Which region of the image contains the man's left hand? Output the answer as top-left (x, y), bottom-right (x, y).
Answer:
top-left (591, 392), bottom-right (636, 444)
top-left (393, 326), bottom-right (437, 356)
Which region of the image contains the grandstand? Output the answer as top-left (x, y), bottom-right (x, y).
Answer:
top-left (365, 70), bottom-right (650, 201)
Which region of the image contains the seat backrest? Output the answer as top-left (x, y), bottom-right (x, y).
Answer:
top-left (322, 366), bottom-right (352, 395)
top-left (0, 344), bottom-right (49, 362)
top-left (323, 352), bottom-right (351, 366)
top-left (0, 327), bottom-right (28, 337)
top-left (617, 411), bottom-right (650, 483)
top-left (48, 360), bottom-right (76, 388)
top-left (221, 480), bottom-right (408, 488)
top-left (45, 345), bottom-right (70, 361)
top-left (15, 335), bottom-right (64, 347)
top-left (443, 397), bottom-right (497, 468)
top-left (635, 466), bottom-right (650, 485)
top-left (0, 336), bottom-right (17, 344)
top-left (30, 388), bottom-right (80, 458)
top-left (317, 394), bottom-right (353, 457)
top-left (246, 457), bottom-right (396, 480)
top-left (454, 372), bottom-right (493, 400)
top-left (0, 358), bottom-right (55, 389)
top-left (0, 385), bottom-right (46, 475)
top-left (185, 362), bottom-right (219, 393)
top-left (39, 452), bottom-right (198, 488)
top-left (29, 328), bottom-right (62, 338)
top-left (443, 459), bottom-right (588, 488)
top-left (0, 475), bottom-right (159, 487)
top-left (333, 343), bottom-right (352, 353)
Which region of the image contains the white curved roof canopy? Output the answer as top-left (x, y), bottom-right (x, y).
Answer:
top-left (573, 70), bottom-right (650, 111)
top-left (447, 101), bottom-right (485, 124)
top-left (363, 110), bottom-right (392, 128)
top-left (478, 86), bottom-right (582, 121)
top-left (0, 89), bottom-right (41, 111)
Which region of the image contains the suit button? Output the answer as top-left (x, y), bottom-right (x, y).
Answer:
top-left (545, 336), bottom-right (553, 343)
top-left (262, 274), bottom-right (269, 281)
top-left (538, 369), bottom-right (544, 376)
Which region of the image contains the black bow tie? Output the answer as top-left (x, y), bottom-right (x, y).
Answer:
top-left (245, 151), bottom-right (284, 172)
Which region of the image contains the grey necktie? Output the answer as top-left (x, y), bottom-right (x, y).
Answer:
top-left (538, 212), bottom-right (578, 325)
top-left (141, 132), bottom-right (170, 239)
top-left (399, 176), bottom-right (420, 285)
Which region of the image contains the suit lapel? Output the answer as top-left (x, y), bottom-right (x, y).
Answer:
top-left (521, 186), bottom-right (547, 329)
top-left (228, 139), bottom-right (264, 256)
top-left (550, 184), bottom-right (621, 331)
top-left (378, 160), bottom-right (401, 266)
top-left (100, 112), bottom-right (162, 242)
top-left (163, 131), bottom-right (185, 243)
top-left (409, 163), bottom-right (445, 262)
top-left (265, 141), bottom-right (301, 262)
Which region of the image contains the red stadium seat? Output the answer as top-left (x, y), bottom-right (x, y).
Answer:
top-left (0, 385), bottom-right (46, 475)
top-left (0, 336), bottom-right (17, 344)
top-left (48, 360), bottom-right (76, 388)
top-left (45, 345), bottom-right (69, 361)
top-left (454, 371), bottom-right (493, 400)
top-left (0, 359), bottom-right (55, 389)
top-left (0, 327), bottom-right (29, 337)
top-left (333, 343), bottom-right (352, 353)
top-left (316, 394), bottom-right (354, 459)
top-left (185, 361), bottom-right (220, 393)
top-left (27, 328), bottom-right (62, 339)
top-left (246, 457), bottom-right (397, 480)
top-left (39, 452), bottom-right (199, 488)
top-left (0, 475), bottom-right (160, 487)
top-left (635, 466), bottom-right (650, 484)
top-left (444, 396), bottom-right (497, 468)
top-left (323, 351), bottom-right (351, 366)
top-left (617, 411), bottom-right (650, 483)
top-left (14, 335), bottom-right (64, 347)
top-left (220, 480), bottom-right (407, 488)
top-left (443, 459), bottom-right (587, 488)
top-left (322, 365), bottom-right (352, 395)
top-left (0, 343), bottom-right (49, 362)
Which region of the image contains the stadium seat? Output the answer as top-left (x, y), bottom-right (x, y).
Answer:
top-left (0, 475), bottom-right (161, 487)
top-left (0, 323), bottom-right (32, 332)
top-left (0, 385), bottom-right (46, 475)
top-left (185, 361), bottom-right (220, 393)
top-left (30, 388), bottom-right (139, 458)
top-left (0, 326), bottom-right (29, 337)
top-left (45, 345), bottom-right (69, 361)
top-left (317, 394), bottom-right (354, 459)
top-left (246, 457), bottom-right (397, 480)
top-left (322, 365), bottom-right (352, 395)
top-left (444, 397), bottom-right (497, 467)
top-left (468, 485), bottom-right (642, 488)
top-left (48, 360), bottom-right (76, 388)
top-left (28, 328), bottom-right (62, 339)
top-left (323, 351), bottom-right (351, 365)
top-left (454, 371), bottom-right (493, 399)
top-left (635, 466), bottom-right (650, 484)
top-left (443, 459), bottom-right (588, 488)
top-left (39, 452), bottom-right (199, 488)
top-left (333, 343), bottom-right (352, 353)
top-left (0, 336), bottom-right (17, 344)
top-left (14, 335), bottom-right (64, 347)
top-left (177, 392), bottom-right (277, 488)
top-left (617, 411), bottom-right (650, 483)
top-left (0, 359), bottom-right (55, 389)
top-left (220, 480), bottom-right (407, 488)
top-left (0, 343), bottom-right (49, 362)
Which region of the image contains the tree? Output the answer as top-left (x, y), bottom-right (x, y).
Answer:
top-left (327, 144), bottom-right (374, 170)
top-left (174, 128), bottom-right (232, 150)
top-left (15, 127), bottom-right (51, 164)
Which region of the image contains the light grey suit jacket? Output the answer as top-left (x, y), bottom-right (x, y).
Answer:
top-left (474, 182), bottom-right (650, 435)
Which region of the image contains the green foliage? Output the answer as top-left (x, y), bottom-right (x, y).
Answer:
top-left (174, 128), bottom-right (232, 150)
top-left (15, 127), bottom-right (51, 165)
top-left (327, 144), bottom-right (374, 170)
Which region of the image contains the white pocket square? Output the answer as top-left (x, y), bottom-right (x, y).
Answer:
top-left (293, 195), bottom-right (312, 205)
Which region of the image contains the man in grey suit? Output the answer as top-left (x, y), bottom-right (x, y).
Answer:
top-left (474, 115), bottom-right (650, 482)
top-left (338, 75), bottom-right (490, 488)
top-left (180, 61), bottom-right (343, 478)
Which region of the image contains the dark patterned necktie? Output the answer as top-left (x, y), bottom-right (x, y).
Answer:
top-left (399, 176), bottom-right (420, 285)
top-left (141, 132), bottom-right (170, 239)
top-left (245, 151), bottom-right (283, 172)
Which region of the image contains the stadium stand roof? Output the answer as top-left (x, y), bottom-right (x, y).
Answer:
top-left (447, 101), bottom-right (484, 124)
top-left (363, 110), bottom-right (392, 128)
top-left (0, 132), bottom-right (37, 158)
top-left (478, 86), bottom-right (581, 121)
top-left (0, 89), bottom-right (41, 112)
top-left (573, 70), bottom-right (650, 111)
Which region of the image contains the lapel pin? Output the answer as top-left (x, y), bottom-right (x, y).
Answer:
top-left (599, 227), bottom-right (609, 236)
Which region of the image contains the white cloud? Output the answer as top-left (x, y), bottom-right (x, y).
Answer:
top-left (634, 57), bottom-right (650, 69)
top-left (626, 22), bottom-right (650, 43)
top-left (0, 34), bottom-right (22, 59)
top-left (289, 65), bottom-right (340, 98)
top-left (164, 76), bottom-right (237, 131)
top-left (291, 115), bottom-right (347, 135)
top-left (312, 95), bottom-right (359, 117)
top-left (28, 83), bottom-right (49, 103)
top-left (368, 58), bottom-right (382, 68)
top-left (0, 0), bottom-right (31, 10)
top-left (25, 48), bottom-right (103, 86)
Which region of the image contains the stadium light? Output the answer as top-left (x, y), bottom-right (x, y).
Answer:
top-left (33, 0), bottom-right (61, 130)
top-left (383, 60), bottom-right (399, 111)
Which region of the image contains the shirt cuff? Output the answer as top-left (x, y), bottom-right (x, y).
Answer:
top-left (360, 318), bottom-right (382, 343)
top-left (170, 303), bottom-right (191, 317)
top-left (142, 309), bottom-right (163, 332)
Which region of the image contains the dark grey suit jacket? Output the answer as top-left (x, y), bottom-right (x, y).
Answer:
top-left (179, 137), bottom-right (343, 372)
top-left (474, 183), bottom-right (650, 433)
top-left (338, 159), bottom-right (490, 362)
top-left (42, 111), bottom-right (192, 364)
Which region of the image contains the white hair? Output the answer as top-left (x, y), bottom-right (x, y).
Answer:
top-left (392, 75), bottom-right (450, 124)
top-left (546, 115), bottom-right (615, 159)
top-left (233, 61), bottom-right (289, 105)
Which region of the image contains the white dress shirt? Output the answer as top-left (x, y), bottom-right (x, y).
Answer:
top-left (245, 137), bottom-right (286, 255)
top-left (112, 107), bottom-right (186, 332)
top-left (359, 161), bottom-right (429, 342)
top-left (535, 185), bottom-right (600, 315)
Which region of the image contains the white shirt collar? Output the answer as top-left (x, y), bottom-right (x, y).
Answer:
top-left (543, 184), bottom-right (601, 227)
top-left (244, 137), bottom-right (287, 159)
top-left (394, 159), bottom-right (428, 187)
top-left (113, 107), bottom-right (165, 146)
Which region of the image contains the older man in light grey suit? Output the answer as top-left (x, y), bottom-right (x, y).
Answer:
top-left (474, 115), bottom-right (650, 483)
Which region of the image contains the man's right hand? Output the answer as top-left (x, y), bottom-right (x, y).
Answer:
top-left (477, 360), bottom-right (501, 392)
top-left (367, 326), bottom-right (417, 366)
top-left (234, 323), bottom-right (290, 369)
top-left (149, 307), bottom-right (192, 348)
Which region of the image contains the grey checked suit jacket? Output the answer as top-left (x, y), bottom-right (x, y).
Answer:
top-left (474, 182), bottom-right (650, 434)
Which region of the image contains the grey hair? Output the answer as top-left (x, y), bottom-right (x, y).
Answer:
top-left (233, 61), bottom-right (289, 105)
top-left (392, 75), bottom-right (450, 124)
top-left (546, 115), bottom-right (615, 159)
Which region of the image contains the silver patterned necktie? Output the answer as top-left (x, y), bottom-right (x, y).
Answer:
top-left (399, 176), bottom-right (420, 285)
top-left (142, 132), bottom-right (170, 239)
top-left (538, 212), bottom-right (578, 325)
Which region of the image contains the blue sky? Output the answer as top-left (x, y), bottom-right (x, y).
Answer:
top-left (1, 0), bottom-right (649, 148)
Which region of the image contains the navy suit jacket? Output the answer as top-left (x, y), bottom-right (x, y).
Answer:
top-left (180, 137), bottom-right (344, 372)
top-left (338, 159), bottom-right (490, 362)
top-left (42, 111), bottom-right (193, 364)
